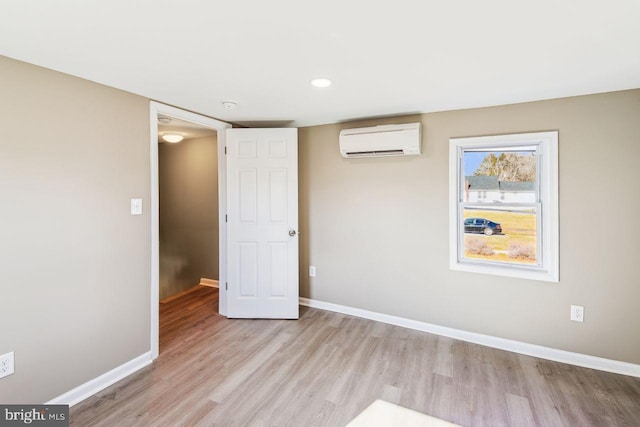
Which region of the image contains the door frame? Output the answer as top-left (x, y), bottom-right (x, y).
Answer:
top-left (149, 101), bottom-right (231, 360)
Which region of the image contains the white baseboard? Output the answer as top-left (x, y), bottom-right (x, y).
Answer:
top-left (299, 297), bottom-right (640, 378)
top-left (200, 278), bottom-right (219, 288)
top-left (46, 351), bottom-right (153, 407)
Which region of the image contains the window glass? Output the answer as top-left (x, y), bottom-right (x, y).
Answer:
top-left (463, 148), bottom-right (537, 203)
top-left (462, 206), bottom-right (538, 266)
top-left (461, 146), bottom-right (539, 266)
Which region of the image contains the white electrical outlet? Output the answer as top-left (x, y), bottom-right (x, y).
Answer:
top-left (309, 266), bottom-right (316, 277)
top-left (570, 305), bottom-right (584, 322)
top-left (0, 351), bottom-right (14, 379)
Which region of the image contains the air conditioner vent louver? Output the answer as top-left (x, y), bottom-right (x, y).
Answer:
top-left (339, 123), bottom-right (421, 158)
top-left (346, 150), bottom-right (404, 157)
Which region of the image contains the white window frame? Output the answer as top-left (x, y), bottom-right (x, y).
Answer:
top-left (449, 131), bottom-right (559, 282)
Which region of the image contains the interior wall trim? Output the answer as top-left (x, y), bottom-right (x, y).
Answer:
top-left (46, 352), bottom-right (152, 407)
top-left (299, 297), bottom-right (640, 378)
top-left (200, 278), bottom-right (219, 288)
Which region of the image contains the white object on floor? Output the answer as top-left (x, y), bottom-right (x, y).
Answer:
top-left (346, 400), bottom-right (460, 427)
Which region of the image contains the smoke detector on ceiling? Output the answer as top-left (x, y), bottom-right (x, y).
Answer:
top-left (158, 117), bottom-right (172, 125)
top-left (222, 100), bottom-right (237, 110)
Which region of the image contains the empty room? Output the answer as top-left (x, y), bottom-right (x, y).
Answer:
top-left (1, 1), bottom-right (639, 426)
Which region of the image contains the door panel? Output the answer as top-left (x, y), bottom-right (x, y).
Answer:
top-left (239, 169), bottom-right (258, 222)
top-left (267, 242), bottom-right (287, 297)
top-left (226, 128), bottom-right (299, 318)
top-left (269, 169), bottom-right (287, 222)
top-left (238, 242), bottom-right (258, 297)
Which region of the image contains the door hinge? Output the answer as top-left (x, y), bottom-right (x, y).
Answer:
top-left (225, 282), bottom-right (228, 290)
top-left (225, 214), bottom-right (227, 223)
top-left (224, 146), bottom-right (227, 155)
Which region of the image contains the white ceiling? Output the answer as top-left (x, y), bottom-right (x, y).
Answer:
top-left (157, 116), bottom-right (217, 143)
top-left (1, 1), bottom-right (639, 127)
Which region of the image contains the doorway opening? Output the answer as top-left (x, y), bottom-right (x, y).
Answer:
top-left (150, 102), bottom-right (231, 359)
top-left (158, 117), bottom-right (218, 354)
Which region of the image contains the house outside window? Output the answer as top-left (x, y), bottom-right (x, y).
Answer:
top-left (449, 131), bottom-right (559, 282)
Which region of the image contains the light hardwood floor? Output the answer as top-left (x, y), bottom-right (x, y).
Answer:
top-left (70, 286), bottom-right (640, 426)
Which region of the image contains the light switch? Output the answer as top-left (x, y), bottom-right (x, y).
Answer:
top-left (131, 198), bottom-right (143, 215)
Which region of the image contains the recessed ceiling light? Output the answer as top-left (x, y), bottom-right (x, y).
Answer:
top-left (162, 133), bottom-right (184, 143)
top-left (311, 78), bottom-right (332, 88)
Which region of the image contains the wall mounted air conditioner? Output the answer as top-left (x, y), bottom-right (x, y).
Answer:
top-left (339, 122), bottom-right (421, 158)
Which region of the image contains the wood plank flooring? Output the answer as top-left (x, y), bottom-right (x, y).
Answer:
top-left (71, 286), bottom-right (640, 426)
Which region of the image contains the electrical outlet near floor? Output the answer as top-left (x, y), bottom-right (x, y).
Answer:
top-left (570, 305), bottom-right (585, 322)
top-left (0, 351), bottom-right (14, 379)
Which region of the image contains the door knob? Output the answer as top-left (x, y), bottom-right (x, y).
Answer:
top-left (289, 229), bottom-right (297, 237)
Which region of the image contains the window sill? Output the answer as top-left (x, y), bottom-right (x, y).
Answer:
top-left (450, 260), bottom-right (559, 282)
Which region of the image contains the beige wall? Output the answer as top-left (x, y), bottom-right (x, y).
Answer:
top-left (159, 135), bottom-right (219, 299)
top-left (299, 89), bottom-right (640, 365)
top-left (0, 56), bottom-right (150, 403)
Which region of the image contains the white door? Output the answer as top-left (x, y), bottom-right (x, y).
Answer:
top-left (226, 128), bottom-right (299, 318)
